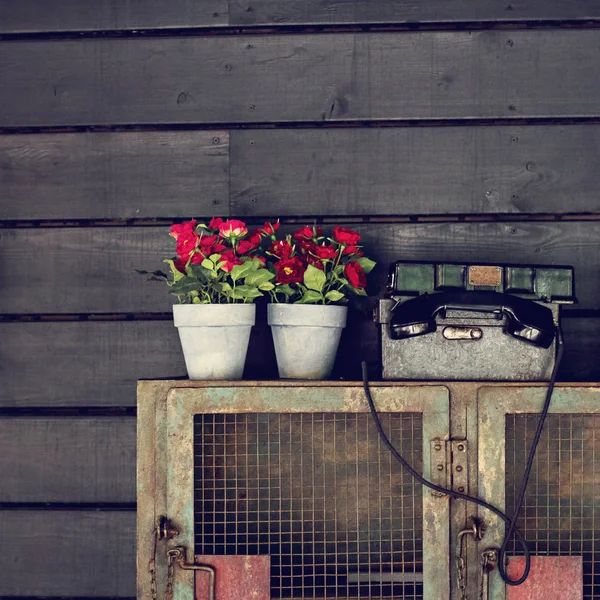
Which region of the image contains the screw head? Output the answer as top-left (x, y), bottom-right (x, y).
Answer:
top-left (437, 464), bottom-right (444, 472)
top-left (456, 465), bottom-right (463, 472)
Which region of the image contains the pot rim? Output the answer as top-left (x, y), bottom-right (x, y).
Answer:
top-left (173, 302), bottom-right (256, 327)
top-left (267, 303), bottom-right (347, 327)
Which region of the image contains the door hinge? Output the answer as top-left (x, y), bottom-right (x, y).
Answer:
top-left (430, 438), bottom-right (469, 496)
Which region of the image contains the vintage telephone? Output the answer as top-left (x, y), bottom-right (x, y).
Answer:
top-left (390, 290), bottom-right (556, 348)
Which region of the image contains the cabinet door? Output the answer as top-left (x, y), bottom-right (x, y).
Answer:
top-left (477, 386), bottom-right (600, 600)
top-left (163, 384), bottom-right (451, 600)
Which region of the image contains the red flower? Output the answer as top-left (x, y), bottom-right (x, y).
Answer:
top-left (175, 233), bottom-right (200, 262)
top-left (237, 236), bottom-right (260, 255)
top-left (269, 240), bottom-right (294, 260)
top-left (170, 219), bottom-right (197, 240)
top-left (199, 234), bottom-right (218, 248)
top-left (293, 225), bottom-right (322, 240)
top-left (212, 243), bottom-right (227, 253)
top-left (219, 249), bottom-right (243, 272)
top-left (333, 226), bottom-right (361, 246)
top-left (189, 251), bottom-right (205, 265)
top-left (250, 254), bottom-right (266, 264)
top-left (260, 221), bottom-right (280, 236)
top-left (315, 245), bottom-right (338, 260)
top-left (219, 219), bottom-right (248, 239)
top-left (209, 217), bottom-right (223, 231)
top-left (174, 259), bottom-right (187, 274)
top-left (296, 239), bottom-right (317, 255)
top-left (342, 245), bottom-right (364, 257)
top-left (344, 261), bottom-right (367, 289)
top-left (275, 257), bottom-right (306, 284)
top-left (307, 255), bottom-right (324, 270)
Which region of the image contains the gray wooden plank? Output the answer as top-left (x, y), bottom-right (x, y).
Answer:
top-left (231, 0), bottom-right (600, 25)
top-left (0, 418), bottom-right (135, 502)
top-left (0, 0), bottom-right (227, 33)
top-left (0, 321), bottom-right (185, 406)
top-left (2, 30), bottom-right (600, 126)
top-left (0, 510), bottom-right (135, 596)
top-left (0, 131), bottom-right (229, 220)
top-left (231, 126), bottom-right (600, 216)
top-left (1, 222), bottom-right (599, 313)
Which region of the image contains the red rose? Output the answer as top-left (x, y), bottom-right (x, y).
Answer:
top-left (189, 251), bottom-right (205, 265)
top-left (333, 226), bottom-right (361, 246)
top-left (344, 261), bottom-right (367, 289)
top-left (250, 254), bottom-right (267, 264)
top-left (170, 219), bottom-right (197, 240)
top-left (315, 245), bottom-right (338, 260)
top-left (219, 249), bottom-right (243, 272)
top-left (219, 219), bottom-right (248, 239)
top-left (260, 221), bottom-right (280, 236)
top-left (296, 239), bottom-right (317, 255)
top-left (275, 257), bottom-right (306, 284)
top-left (212, 243), bottom-right (227, 253)
top-left (199, 234), bottom-right (217, 248)
top-left (237, 237), bottom-right (260, 255)
top-left (209, 217), bottom-right (223, 230)
top-left (175, 233), bottom-right (200, 262)
top-left (342, 245), bottom-right (364, 257)
top-left (174, 259), bottom-right (187, 274)
top-left (269, 240), bottom-right (294, 260)
top-left (307, 255), bottom-right (324, 270)
top-left (293, 225), bottom-right (322, 240)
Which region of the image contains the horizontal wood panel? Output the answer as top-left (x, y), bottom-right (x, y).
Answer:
top-left (2, 31), bottom-right (600, 126)
top-left (231, 0), bottom-right (600, 25)
top-left (0, 0), bottom-right (227, 33)
top-left (1, 222), bottom-right (599, 313)
top-left (0, 131), bottom-right (228, 220)
top-left (0, 510), bottom-right (135, 596)
top-left (0, 321), bottom-right (186, 406)
top-left (0, 418), bottom-right (135, 502)
top-left (231, 126), bottom-right (600, 216)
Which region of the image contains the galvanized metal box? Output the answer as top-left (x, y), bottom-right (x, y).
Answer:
top-left (375, 262), bottom-right (576, 381)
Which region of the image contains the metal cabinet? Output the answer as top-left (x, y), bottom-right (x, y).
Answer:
top-left (138, 381), bottom-right (600, 599)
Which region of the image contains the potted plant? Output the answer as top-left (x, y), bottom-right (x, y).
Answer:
top-left (138, 218), bottom-right (276, 380)
top-left (263, 224), bottom-right (376, 379)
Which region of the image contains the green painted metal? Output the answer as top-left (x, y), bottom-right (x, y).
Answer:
top-left (164, 384), bottom-right (452, 600)
top-left (477, 386), bottom-right (600, 600)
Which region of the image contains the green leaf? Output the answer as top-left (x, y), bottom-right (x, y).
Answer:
top-left (245, 269), bottom-right (275, 286)
top-left (295, 290), bottom-right (323, 304)
top-left (351, 287), bottom-right (368, 296)
top-left (275, 284), bottom-right (295, 297)
top-left (213, 281), bottom-right (232, 293)
top-left (169, 277), bottom-right (201, 295)
top-left (163, 259), bottom-right (185, 282)
top-left (231, 285), bottom-right (263, 300)
top-left (231, 261), bottom-right (257, 282)
top-left (259, 282), bottom-right (275, 291)
top-left (356, 257), bottom-right (376, 274)
top-left (333, 265), bottom-right (345, 277)
top-left (209, 253), bottom-right (222, 263)
top-left (303, 264), bottom-right (326, 293)
top-left (324, 290), bottom-right (345, 303)
top-left (201, 259), bottom-right (215, 270)
top-left (188, 264), bottom-right (215, 283)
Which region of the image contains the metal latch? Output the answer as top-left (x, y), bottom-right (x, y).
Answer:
top-left (430, 438), bottom-right (469, 495)
top-left (168, 546), bottom-right (215, 600)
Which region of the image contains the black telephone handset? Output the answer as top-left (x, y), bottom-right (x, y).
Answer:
top-left (390, 290), bottom-right (556, 349)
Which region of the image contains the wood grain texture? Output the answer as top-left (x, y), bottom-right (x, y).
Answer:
top-left (2, 30), bottom-right (600, 126)
top-left (231, 126), bottom-right (600, 216)
top-left (1, 222), bottom-right (599, 313)
top-left (231, 0), bottom-right (600, 25)
top-left (0, 321), bottom-right (186, 406)
top-left (0, 510), bottom-right (135, 596)
top-left (0, 0), bottom-right (227, 33)
top-left (0, 131), bottom-right (229, 220)
top-left (0, 418), bottom-right (135, 502)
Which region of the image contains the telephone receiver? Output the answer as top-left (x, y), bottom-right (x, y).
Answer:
top-left (390, 290), bottom-right (556, 349)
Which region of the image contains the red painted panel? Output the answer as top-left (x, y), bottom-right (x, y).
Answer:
top-left (194, 555), bottom-right (271, 600)
top-left (507, 556), bottom-right (582, 600)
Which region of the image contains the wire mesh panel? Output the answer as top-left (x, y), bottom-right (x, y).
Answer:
top-left (194, 412), bottom-right (423, 599)
top-left (506, 414), bottom-right (600, 598)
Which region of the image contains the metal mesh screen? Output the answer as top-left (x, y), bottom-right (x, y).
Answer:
top-left (194, 412), bottom-right (423, 598)
top-left (506, 414), bottom-right (600, 598)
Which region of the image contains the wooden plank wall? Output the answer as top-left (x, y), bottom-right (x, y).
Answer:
top-left (1, 2), bottom-right (600, 596)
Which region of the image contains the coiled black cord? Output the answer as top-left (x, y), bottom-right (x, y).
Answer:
top-left (361, 326), bottom-right (563, 586)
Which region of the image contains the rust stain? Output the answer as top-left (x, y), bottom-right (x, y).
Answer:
top-left (507, 556), bottom-right (582, 600)
top-left (194, 555), bottom-right (270, 600)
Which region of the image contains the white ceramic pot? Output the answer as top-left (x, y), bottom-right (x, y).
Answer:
top-left (173, 304), bottom-right (256, 380)
top-left (268, 304), bottom-right (348, 379)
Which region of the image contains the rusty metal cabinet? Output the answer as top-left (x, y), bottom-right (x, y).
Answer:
top-left (138, 381), bottom-right (600, 600)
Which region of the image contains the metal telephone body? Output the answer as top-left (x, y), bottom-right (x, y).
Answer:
top-left (375, 261), bottom-right (576, 381)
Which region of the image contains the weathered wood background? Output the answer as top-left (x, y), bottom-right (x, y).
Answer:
top-left (1, 1), bottom-right (600, 597)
